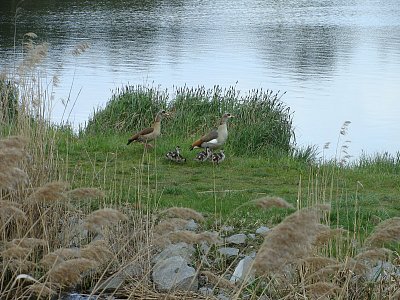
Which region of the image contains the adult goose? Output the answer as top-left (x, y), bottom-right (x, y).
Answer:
top-left (190, 113), bottom-right (234, 150)
top-left (127, 110), bottom-right (169, 148)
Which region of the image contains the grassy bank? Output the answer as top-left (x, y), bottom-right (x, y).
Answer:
top-left (1, 37), bottom-right (399, 299)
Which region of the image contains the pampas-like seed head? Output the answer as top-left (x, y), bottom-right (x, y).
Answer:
top-left (28, 282), bottom-right (56, 298)
top-left (365, 217), bottom-right (400, 246)
top-left (66, 188), bottom-right (105, 201)
top-left (28, 181), bottom-right (69, 203)
top-left (253, 207), bottom-right (325, 276)
top-left (0, 200), bottom-right (27, 221)
top-left (201, 270), bottom-right (237, 290)
top-left (154, 218), bottom-right (192, 235)
top-left (47, 258), bottom-right (98, 287)
top-left (1, 245), bottom-right (31, 259)
top-left (0, 136), bottom-right (28, 150)
top-left (305, 282), bottom-right (339, 299)
top-left (168, 230), bottom-right (222, 245)
top-left (161, 207), bottom-right (205, 222)
top-left (251, 196), bottom-right (294, 210)
top-left (40, 248), bottom-right (81, 269)
top-left (11, 238), bottom-right (46, 249)
top-left (84, 208), bottom-right (128, 232)
top-left (81, 240), bottom-right (113, 263)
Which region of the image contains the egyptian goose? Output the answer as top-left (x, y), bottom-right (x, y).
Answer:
top-left (127, 110), bottom-right (169, 148)
top-left (190, 113), bottom-right (234, 150)
top-left (166, 146), bottom-right (186, 163)
top-left (211, 149), bottom-right (225, 165)
top-left (194, 147), bottom-right (212, 162)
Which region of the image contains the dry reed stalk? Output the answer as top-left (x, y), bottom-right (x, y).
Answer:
top-left (27, 181), bottom-right (69, 203)
top-left (168, 230), bottom-right (222, 245)
top-left (365, 217), bottom-right (400, 246)
top-left (154, 218), bottom-right (191, 235)
top-left (66, 187), bottom-right (105, 201)
top-left (251, 196), bottom-right (294, 209)
top-left (161, 207), bottom-right (205, 222)
top-left (47, 258), bottom-right (98, 287)
top-left (253, 206), bottom-right (329, 276)
top-left (201, 270), bottom-right (237, 290)
top-left (81, 240), bottom-right (113, 263)
top-left (84, 208), bottom-right (128, 232)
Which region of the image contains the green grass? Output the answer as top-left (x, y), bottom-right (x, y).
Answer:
top-left (55, 129), bottom-right (400, 242)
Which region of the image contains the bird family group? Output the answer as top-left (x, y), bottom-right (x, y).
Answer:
top-left (126, 111), bottom-right (234, 165)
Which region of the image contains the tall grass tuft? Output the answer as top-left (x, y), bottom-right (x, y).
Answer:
top-left (84, 84), bottom-right (296, 156)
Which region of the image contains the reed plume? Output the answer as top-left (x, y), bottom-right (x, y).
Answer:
top-left (47, 258), bottom-right (99, 287)
top-left (27, 181), bottom-right (69, 203)
top-left (364, 217), bottom-right (400, 246)
top-left (161, 207), bottom-right (205, 222)
top-left (81, 240), bottom-right (113, 263)
top-left (28, 282), bottom-right (56, 298)
top-left (251, 196), bottom-right (294, 209)
top-left (253, 206), bottom-right (329, 276)
top-left (201, 270), bottom-right (237, 290)
top-left (154, 218), bottom-right (192, 235)
top-left (84, 208), bottom-right (128, 232)
top-left (305, 282), bottom-right (339, 299)
top-left (66, 187), bottom-right (105, 201)
top-left (0, 200), bottom-right (27, 221)
top-left (168, 230), bottom-right (222, 245)
top-left (40, 248), bottom-right (81, 269)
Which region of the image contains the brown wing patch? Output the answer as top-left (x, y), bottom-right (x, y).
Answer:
top-left (190, 128), bottom-right (218, 150)
top-left (127, 127), bottom-right (154, 145)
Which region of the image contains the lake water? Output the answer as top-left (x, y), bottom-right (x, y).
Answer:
top-left (1, 0), bottom-right (400, 159)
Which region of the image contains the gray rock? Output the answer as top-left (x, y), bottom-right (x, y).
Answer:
top-left (153, 242), bottom-right (195, 264)
top-left (92, 262), bottom-right (143, 293)
top-left (217, 292), bottom-right (231, 300)
top-left (221, 225), bottom-right (235, 233)
top-left (152, 256), bottom-right (198, 292)
top-left (226, 233), bottom-right (247, 245)
top-left (247, 233), bottom-right (256, 239)
top-left (199, 287), bottom-right (214, 296)
top-left (230, 256), bottom-right (254, 283)
top-left (185, 219), bottom-right (199, 231)
top-left (255, 226), bottom-right (270, 235)
top-left (218, 247), bottom-right (239, 257)
top-left (366, 260), bottom-right (400, 281)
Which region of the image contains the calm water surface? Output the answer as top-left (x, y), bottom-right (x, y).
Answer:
top-left (1, 0), bottom-right (400, 159)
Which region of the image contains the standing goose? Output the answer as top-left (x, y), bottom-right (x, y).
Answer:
top-left (211, 149), bottom-right (225, 165)
top-left (190, 113), bottom-right (234, 150)
top-left (127, 110), bottom-right (169, 148)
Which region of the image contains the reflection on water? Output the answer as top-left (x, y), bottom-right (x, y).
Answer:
top-left (1, 0), bottom-right (400, 158)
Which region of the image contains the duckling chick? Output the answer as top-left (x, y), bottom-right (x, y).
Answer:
top-left (211, 149), bottom-right (225, 165)
top-left (194, 147), bottom-right (212, 162)
top-left (166, 146), bottom-right (186, 163)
